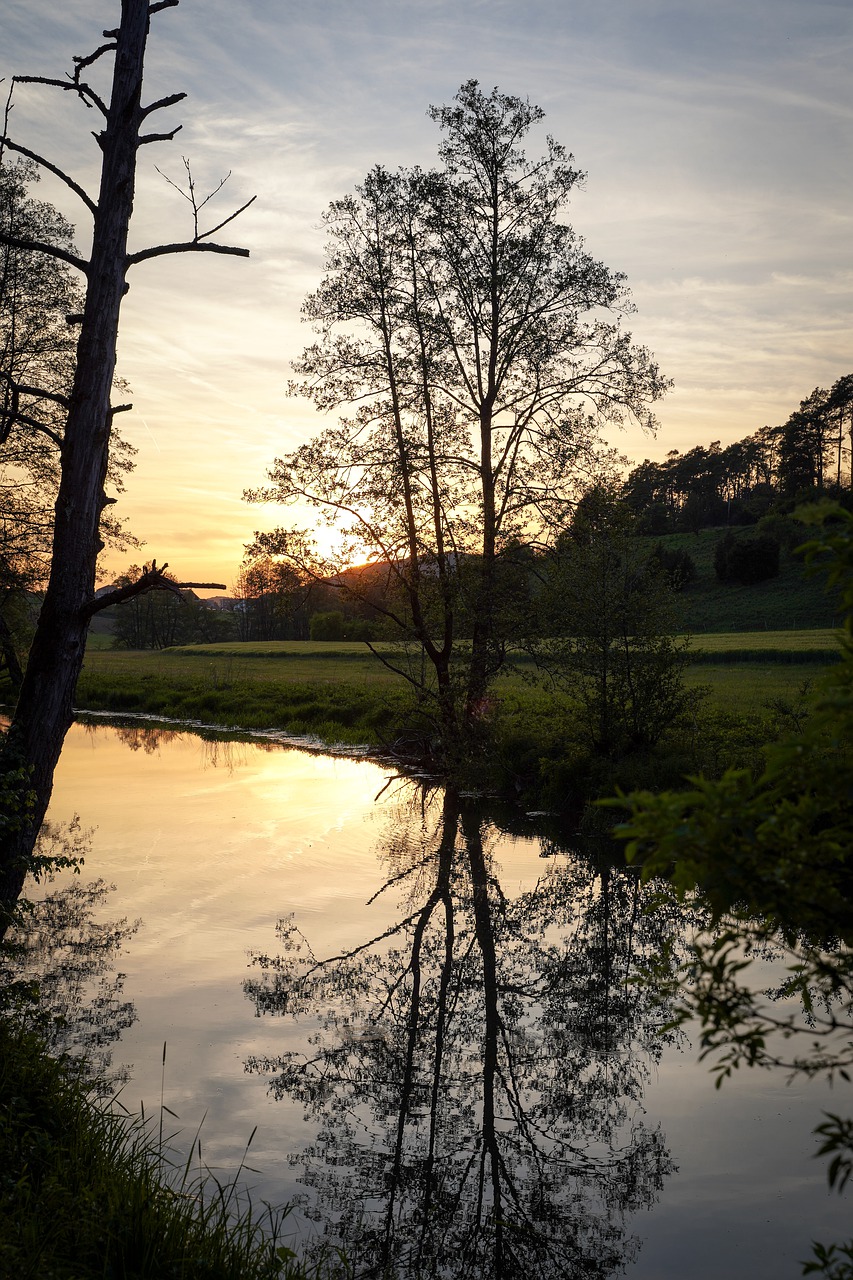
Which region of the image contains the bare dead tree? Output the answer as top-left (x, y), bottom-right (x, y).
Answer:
top-left (0, 0), bottom-right (252, 935)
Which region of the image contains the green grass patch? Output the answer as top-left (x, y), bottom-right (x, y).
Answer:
top-left (0, 1021), bottom-right (305, 1279)
top-left (74, 638), bottom-right (837, 749)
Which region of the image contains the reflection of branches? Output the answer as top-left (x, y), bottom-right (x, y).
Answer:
top-left (1, 821), bottom-right (139, 1092)
top-left (246, 789), bottom-right (687, 1278)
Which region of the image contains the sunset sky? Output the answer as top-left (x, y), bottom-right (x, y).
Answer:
top-left (3, 0), bottom-right (852, 589)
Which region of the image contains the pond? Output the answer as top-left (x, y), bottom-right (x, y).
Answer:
top-left (14, 718), bottom-right (851, 1278)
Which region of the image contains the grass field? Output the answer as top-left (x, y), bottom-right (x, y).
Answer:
top-left (69, 634), bottom-right (839, 745)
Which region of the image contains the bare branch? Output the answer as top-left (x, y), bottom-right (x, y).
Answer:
top-left (149, 0), bottom-right (180, 13)
top-left (0, 411), bottom-right (63, 449)
top-left (72, 42), bottom-right (117, 75)
top-left (0, 373), bottom-right (70, 413)
top-left (109, 403), bottom-right (134, 417)
top-left (84, 560), bottom-right (225, 618)
top-left (126, 240), bottom-right (250, 266)
top-left (0, 232), bottom-right (89, 275)
top-left (139, 125), bottom-right (183, 145)
top-left (141, 91), bottom-right (186, 119)
top-left (0, 83), bottom-right (12, 169)
top-left (0, 138), bottom-right (97, 215)
top-left (14, 74), bottom-right (108, 118)
top-left (199, 194), bottom-right (257, 240)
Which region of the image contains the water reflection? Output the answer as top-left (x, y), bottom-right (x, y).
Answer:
top-left (245, 787), bottom-right (687, 1278)
top-left (87, 720), bottom-right (277, 770)
top-left (2, 820), bottom-right (139, 1091)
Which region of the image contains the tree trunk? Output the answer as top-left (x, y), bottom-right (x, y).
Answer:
top-left (0, 0), bottom-right (149, 934)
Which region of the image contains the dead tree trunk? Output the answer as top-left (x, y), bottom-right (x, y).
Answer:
top-left (0, 0), bottom-right (250, 935)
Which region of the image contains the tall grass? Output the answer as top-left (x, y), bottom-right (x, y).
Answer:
top-left (0, 1022), bottom-right (314, 1279)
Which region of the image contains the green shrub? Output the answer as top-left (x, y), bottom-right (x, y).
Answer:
top-left (714, 531), bottom-right (780, 584)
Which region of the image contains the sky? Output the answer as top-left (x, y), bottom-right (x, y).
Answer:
top-left (2, 0), bottom-right (852, 588)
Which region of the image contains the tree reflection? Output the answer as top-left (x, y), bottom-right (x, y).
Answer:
top-left (1, 820), bottom-right (139, 1091)
top-left (245, 788), bottom-right (687, 1278)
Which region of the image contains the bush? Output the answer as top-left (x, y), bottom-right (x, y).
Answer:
top-left (648, 544), bottom-right (697, 591)
top-left (714, 532), bottom-right (780, 585)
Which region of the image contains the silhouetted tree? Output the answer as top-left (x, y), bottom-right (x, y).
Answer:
top-left (0, 0), bottom-right (252, 936)
top-left (247, 82), bottom-right (668, 755)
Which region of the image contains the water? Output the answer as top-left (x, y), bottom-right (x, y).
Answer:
top-left (15, 719), bottom-right (851, 1277)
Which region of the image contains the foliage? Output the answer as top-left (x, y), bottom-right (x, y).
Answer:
top-left (0, 1021), bottom-right (303, 1279)
top-left (232, 556), bottom-right (312, 641)
top-left (609, 502), bottom-right (853, 1276)
top-left (648, 541), bottom-right (697, 590)
top-left (537, 488), bottom-right (697, 757)
top-left (620, 372), bottom-right (853, 537)
top-left (247, 81), bottom-right (667, 749)
top-left (308, 609), bottom-right (377, 642)
top-left (714, 530), bottom-right (780, 584)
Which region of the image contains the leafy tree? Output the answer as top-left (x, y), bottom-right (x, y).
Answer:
top-left (611, 503), bottom-right (853, 1277)
top-left (537, 487), bottom-right (694, 758)
top-left (776, 389), bottom-right (831, 496)
top-left (110, 564), bottom-right (234, 649)
top-left (648, 542), bottom-right (697, 591)
top-left (0, 0), bottom-right (252, 936)
top-left (231, 555), bottom-right (312, 641)
top-left (247, 81), bottom-right (668, 754)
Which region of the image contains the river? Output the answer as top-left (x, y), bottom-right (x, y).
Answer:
top-left (12, 718), bottom-right (851, 1278)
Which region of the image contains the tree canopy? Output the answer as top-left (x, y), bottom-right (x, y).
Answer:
top-left (248, 81), bottom-right (668, 751)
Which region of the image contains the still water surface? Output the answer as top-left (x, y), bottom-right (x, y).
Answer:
top-left (23, 720), bottom-right (851, 1278)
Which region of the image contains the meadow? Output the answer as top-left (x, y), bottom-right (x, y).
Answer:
top-left (72, 632), bottom-right (840, 761)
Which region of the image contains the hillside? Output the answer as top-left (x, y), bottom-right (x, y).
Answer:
top-left (647, 527), bottom-right (839, 632)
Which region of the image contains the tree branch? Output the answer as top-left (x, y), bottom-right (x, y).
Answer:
top-left (199, 195), bottom-right (257, 239)
top-left (141, 91), bottom-right (186, 119)
top-left (0, 232), bottom-right (89, 275)
top-left (0, 375), bottom-right (70, 412)
top-left (84, 561), bottom-right (226, 618)
top-left (126, 240), bottom-right (250, 266)
top-left (139, 125), bottom-right (183, 145)
top-left (0, 138), bottom-right (97, 215)
top-left (14, 74), bottom-right (108, 119)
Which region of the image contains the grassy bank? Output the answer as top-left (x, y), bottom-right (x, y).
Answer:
top-left (0, 1021), bottom-right (303, 1279)
top-left (73, 636), bottom-right (839, 742)
top-left (646, 526), bottom-right (840, 632)
top-left (61, 636), bottom-right (838, 808)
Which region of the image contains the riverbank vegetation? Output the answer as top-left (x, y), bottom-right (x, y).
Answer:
top-left (611, 506), bottom-right (853, 1277)
top-left (0, 1021), bottom-right (303, 1280)
top-left (53, 628), bottom-right (834, 808)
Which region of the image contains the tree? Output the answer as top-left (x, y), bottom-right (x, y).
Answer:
top-left (537, 487), bottom-right (694, 759)
top-left (231, 555), bottom-right (312, 641)
top-left (245, 786), bottom-right (683, 1276)
top-left (247, 81), bottom-right (668, 754)
top-left (0, 158), bottom-right (136, 688)
top-left (0, 0), bottom-right (252, 938)
top-left (110, 564), bottom-right (234, 649)
top-left (714, 530), bottom-right (780, 584)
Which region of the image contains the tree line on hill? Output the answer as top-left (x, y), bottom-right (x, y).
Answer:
top-left (623, 373), bottom-right (853, 535)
